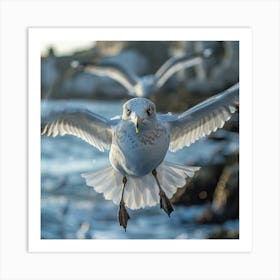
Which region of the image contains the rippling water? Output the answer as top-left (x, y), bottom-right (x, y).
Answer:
top-left (41, 99), bottom-right (239, 239)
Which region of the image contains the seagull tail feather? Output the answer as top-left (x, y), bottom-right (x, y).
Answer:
top-left (81, 162), bottom-right (200, 210)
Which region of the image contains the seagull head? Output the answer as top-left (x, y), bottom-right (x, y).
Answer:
top-left (122, 98), bottom-right (157, 134)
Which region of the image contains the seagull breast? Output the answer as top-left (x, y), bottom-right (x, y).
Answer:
top-left (109, 119), bottom-right (169, 177)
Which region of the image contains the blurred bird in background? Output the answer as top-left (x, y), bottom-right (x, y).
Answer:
top-left (71, 48), bottom-right (213, 98)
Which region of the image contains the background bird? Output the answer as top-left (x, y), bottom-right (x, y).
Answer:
top-left (71, 48), bottom-right (213, 98)
top-left (41, 83), bottom-right (239, 230)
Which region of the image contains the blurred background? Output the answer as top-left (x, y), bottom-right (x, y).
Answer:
top-left (41, 41), bottom-right (239, 239)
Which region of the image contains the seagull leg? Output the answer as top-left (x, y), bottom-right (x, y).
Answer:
top-left (118, 176), bottom-right (130, 231)
top-left (152, 169), bottom-right (174, 217)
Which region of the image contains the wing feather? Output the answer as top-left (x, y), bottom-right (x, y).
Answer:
top-left (161, 83), bottom-right (239, 152)
top-left (155, 49), bottom-right (213, 89)
top-left (155, 56), bottom-right (202, 88)
top-left (80, 61), bottom-right (139, 96)
top-left (41, 110), bottom-right (116, 152)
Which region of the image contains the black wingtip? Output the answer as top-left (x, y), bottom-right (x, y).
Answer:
top-left (41, 124), bottom-right (46, 135)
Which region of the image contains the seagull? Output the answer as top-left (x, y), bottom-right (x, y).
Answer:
top-left (41, 83), bottom-right (239, 231)
top-left (71, 48), bottom-right (213, 98)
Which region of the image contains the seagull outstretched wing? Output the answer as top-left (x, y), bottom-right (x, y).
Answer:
top-left (155, 55), bottom-right (202, 88)
top-left (160, 83), bottom-right (239, 152)
top-left (41, 110), bottom-right (117, 152)
top-left (154, 49), bottom-right (212, 88)
top-left (77, 61), bottom-right (139, 96)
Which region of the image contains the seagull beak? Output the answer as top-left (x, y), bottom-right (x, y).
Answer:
top-left (132, 114), bottom-right (142, 134)
top-left (136, 118), bottom-right (141, 134)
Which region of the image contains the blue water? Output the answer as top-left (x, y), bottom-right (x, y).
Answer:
top-left (41, 99), bottom-right (239, 239)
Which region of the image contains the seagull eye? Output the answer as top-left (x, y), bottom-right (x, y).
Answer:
top-left (147, 107), bottom-right (153, 116)
top-left (126, 109), bottom-right (131, 116)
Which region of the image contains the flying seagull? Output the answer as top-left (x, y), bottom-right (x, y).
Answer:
top-left (71, 48), bottom-right (212, 98)
top-left (41, 83), bottom-right (239, 231)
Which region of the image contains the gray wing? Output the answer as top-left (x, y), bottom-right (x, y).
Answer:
top-left (155, 50), bottom-right (211, 88)
top-left (78, 61), bottom-right (139, 97)
top-left (41, 110), bottom-right (117, 152)
top-left (160, 83), bottom-right (239, 152)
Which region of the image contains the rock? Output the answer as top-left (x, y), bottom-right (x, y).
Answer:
top-left (172, 164), bottom-right (224, 206)
top-left (207, 227), bottom-right (239, 239)
top-left (195, 162), bottom-right (239, 224)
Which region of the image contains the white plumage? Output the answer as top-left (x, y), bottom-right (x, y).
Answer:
top-left (82, 162), bottom-right (200, 210)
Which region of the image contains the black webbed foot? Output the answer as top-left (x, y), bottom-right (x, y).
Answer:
top-left (159, 190), bottom-right (174, 217)
top-left (118, 201), bottom-right (130, 231)
top-left (152, 169), bottom-right (174, 217)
